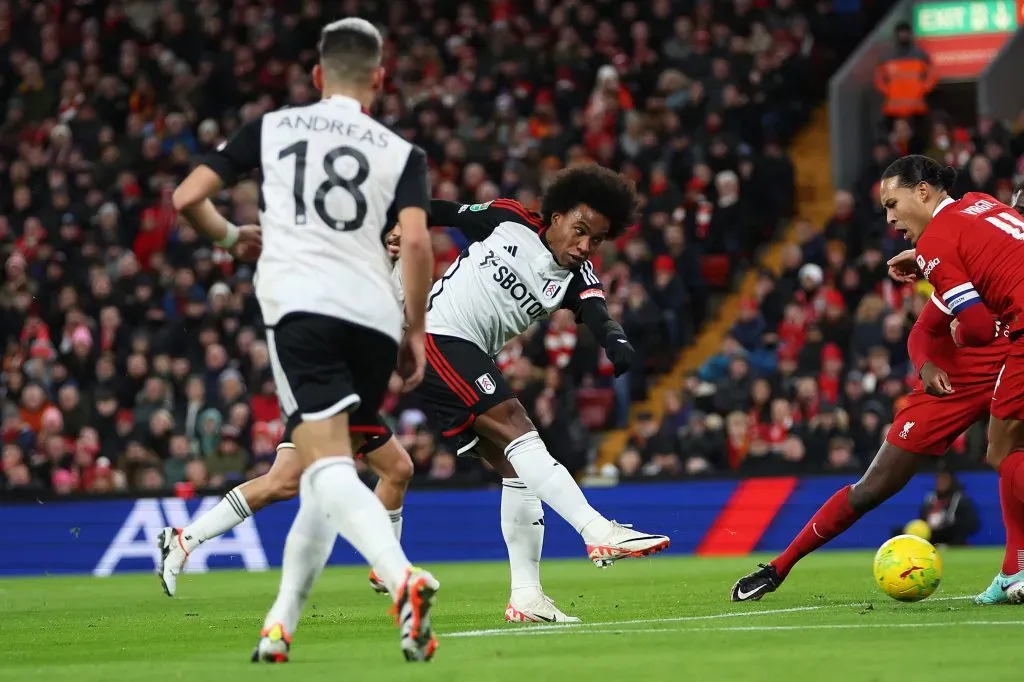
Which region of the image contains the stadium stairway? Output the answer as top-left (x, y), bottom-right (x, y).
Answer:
top-left (595, 106), bottom-right (836, 471)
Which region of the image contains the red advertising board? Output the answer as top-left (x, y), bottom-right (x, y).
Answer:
top-left (916, 32), bottom-right (1014, 80)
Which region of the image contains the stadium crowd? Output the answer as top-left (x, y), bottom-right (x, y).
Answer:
top-left (617, 100), bottom-right (1024, 480)
top-left (1, 0), bottom-right (869, 496)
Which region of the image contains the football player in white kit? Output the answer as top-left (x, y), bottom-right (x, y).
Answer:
top-left (414, 166), bottom-right (671, 615)
top-left (169, 18), bottom-right (440, 663)
top-left (156, 231), bottom-right (414, 600)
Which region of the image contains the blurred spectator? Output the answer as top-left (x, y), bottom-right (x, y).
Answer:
top-left (913, 470), bottom-right (979, 546)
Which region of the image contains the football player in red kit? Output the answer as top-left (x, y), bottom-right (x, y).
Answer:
top-left (732, 177), bottom-right (1024, 604)
top-left (881, 160), bottom-right (1024, 603)
top-left (731, 292), bottom-right (1007, 601)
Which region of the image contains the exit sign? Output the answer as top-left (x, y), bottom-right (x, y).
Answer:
top-left (913, 1), bottom-right (1019, 37)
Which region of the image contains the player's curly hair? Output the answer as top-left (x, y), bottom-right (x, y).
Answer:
top-left (881, 154), bottom-right (958, 193)
top-left (541, 164), bottom-right (638, 238)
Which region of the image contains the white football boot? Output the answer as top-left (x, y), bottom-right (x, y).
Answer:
top-left (505, 591), bottom-right (580, 623)
top-left (586, 521), bottom-right (670, 567)
top-left (157, 527), bottom-right (191, 597)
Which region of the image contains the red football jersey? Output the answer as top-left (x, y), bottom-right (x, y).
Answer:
top-left (914, 294), bottom-right (1007, 387)
top-left (917, 192), bottom-right (1024, 335)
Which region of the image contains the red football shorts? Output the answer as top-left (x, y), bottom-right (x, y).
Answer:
top-left (991, 342), bottom-right (1024, 421)
top-left (887, 382), bottom-right (992, 455)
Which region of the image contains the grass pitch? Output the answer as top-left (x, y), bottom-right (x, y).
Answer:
top-left (1, 549), bottom-right (1020, 681)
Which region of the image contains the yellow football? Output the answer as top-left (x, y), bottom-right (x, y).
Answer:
top-left (872, 534), bottom-right (943, 602)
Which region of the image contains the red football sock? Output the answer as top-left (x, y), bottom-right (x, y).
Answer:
top-left (998, 451), bottom-right (1024, 574)
top-left (771, 485), bottom-right (860, 579)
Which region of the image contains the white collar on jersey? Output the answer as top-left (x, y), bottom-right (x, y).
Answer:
top-left (932, 196), bottom-right (955, 217)
top-left (325, 95), bottom-right (362, 111)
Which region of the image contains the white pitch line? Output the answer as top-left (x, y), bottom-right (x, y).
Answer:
top-left (446, 595), bottom-right (976, 639)
top-left (447, 605), bottom-right (832, 638)
top-left (451, 621), bottom-right (1024, 639)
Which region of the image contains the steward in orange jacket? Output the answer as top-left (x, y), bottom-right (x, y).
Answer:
top-left (875, 22), bottom-right (935, 118)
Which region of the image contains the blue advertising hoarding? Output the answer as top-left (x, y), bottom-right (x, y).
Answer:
top-left (0, 473), bottom-right (1003, 577)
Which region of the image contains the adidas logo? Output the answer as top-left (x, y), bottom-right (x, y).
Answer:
top-left (504, 244), bottom-right (518, 257)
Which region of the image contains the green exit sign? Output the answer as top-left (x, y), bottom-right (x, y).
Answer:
top-left (913, 1), bottom-right (1018, 36)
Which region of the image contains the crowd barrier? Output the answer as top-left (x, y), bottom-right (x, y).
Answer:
top-left (0, 472), bottom-right (1002, 576)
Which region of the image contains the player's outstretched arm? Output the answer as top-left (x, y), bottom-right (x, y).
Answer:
top-left (172, 174), bottom-right (261, 261)
top-left (173, 168), bottom-right (233, 241)
top-left (174, 116), bottom-right (263, 257)
top-left (427, 198), bottom-right (542, 242)
top-left (428, 199), bottom-right (495, 242)
top-left (563, 267), bottom-right (635, 377)
top-left (582, 302), bottom-right (635, 377)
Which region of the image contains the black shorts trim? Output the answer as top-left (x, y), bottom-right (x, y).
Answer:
top-left (442, 414), bottom-right (476, 437)
top-left (455, 434), bottom-right (480, 456)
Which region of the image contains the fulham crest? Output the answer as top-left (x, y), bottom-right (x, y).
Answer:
top-left (475, 373), bottom-right (497, 395)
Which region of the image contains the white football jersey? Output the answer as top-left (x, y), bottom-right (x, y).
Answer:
top-left (424, 200), bottom-right (605, 356)
top-left (203, 95), bottom-right (429, 343)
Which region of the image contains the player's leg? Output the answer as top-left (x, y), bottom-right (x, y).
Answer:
top-left (256, 478), bottom-right (336, 662)
top-left (362, 429), bottom-right (414, 593)
top-left (256, 314), bottom-right (437, 663)
top-left (158, 439), bottom-right (301, 597)
top-left (731, 442), bottom-right (919, 601)
top-left (421, 334), bottom-right (668, 566)
top-left (980, 357), bottom-right (1024, 603)
top-left (258, 430), bottom-right (382, 660)
top-left (468, 436), bottom-right (578, 623)
top-left (364, 430), bottom-right (413, 538)
top-left (474, 399), bottom-right (669, 565)
top-left (732, 390), bottom-right (974, 601)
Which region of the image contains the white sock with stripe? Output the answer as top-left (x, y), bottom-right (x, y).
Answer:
top-left (181, 486), bottom-right (251, 552)
top-left (303, 456), bottom-right (411, 594)
top-left (501, 478), bottom-right (544, 601)
top-left (503, 431), bottom-right (613, 544)
top-left (387, 507), bottom-right (404, 541)
top-left (263, 494), bottom-right (336, 635)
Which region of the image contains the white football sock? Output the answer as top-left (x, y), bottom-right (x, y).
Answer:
top-left (387, 507), bottom-right (404, 541)
top-left (182, 486), bottom-right (251, 552)
top-left (263, 495), bottom-right (335, 634)
top-left (501, 478), bottom-right (544, 600)
top-left (304, 456), bottom-right (411, 594)
top-left (504, 431), bottom-right (612, 544)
